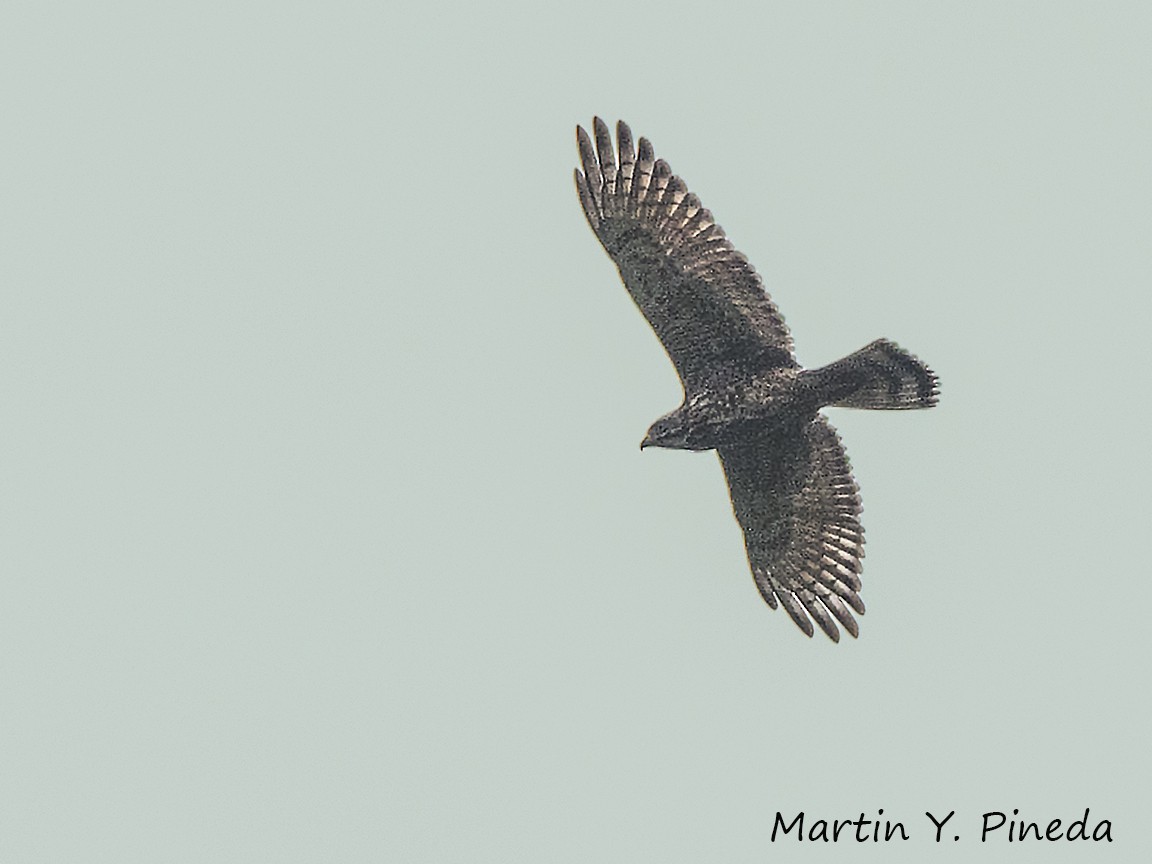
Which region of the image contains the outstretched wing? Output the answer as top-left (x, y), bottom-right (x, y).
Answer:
top-left (575, 118), bottom-right (795, 390)
top-left (718, 416), bottom-right (866, 642)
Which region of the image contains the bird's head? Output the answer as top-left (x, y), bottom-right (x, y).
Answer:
top-left (640, 409), bottom-right (691, 451)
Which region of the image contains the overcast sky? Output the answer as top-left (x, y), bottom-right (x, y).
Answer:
top-left (3, 2), bottom-right (1150, 862)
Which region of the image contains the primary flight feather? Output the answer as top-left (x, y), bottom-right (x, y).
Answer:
top-left (575, 117), bottom-right (938, 641)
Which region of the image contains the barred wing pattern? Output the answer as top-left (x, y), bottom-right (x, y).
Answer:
top-left (575, 118), bottom-right (795, 389)
top-left (718, 417), bottom-right (866, 641)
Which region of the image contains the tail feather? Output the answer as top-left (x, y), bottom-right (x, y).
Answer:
top-left (807, 339), bottom-right (939, 410)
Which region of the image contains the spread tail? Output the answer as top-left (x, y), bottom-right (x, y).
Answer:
top-left (804, 339), bottom-right (939, 410)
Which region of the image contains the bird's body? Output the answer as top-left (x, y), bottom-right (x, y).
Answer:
top-left (647, 369), bottom-right (813, 450)
top-left (575, 118), bottom-right (939, 641)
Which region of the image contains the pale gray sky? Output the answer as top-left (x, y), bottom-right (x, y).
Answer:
top-left (3, 1), bottom-right (1150, 861)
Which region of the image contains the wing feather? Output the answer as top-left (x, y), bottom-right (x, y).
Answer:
top-left (576, 118), bottom-right (794, 389)
top-left (593, 117), bottom-right (617, 197)
top-left (616, 121), bottom-right (635, 197)
top-left (718, 416), bottom-right (865, 641)
top-left (576, 126), bottom-right (602, 211)
top-left (632, 137), bottom-right (655, 203)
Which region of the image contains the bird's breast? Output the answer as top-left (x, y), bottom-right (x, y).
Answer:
top-left (684, 373), bottom-right (811, 449)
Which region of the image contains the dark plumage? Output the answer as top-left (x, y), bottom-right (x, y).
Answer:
top-left (575, 118), bottom-right (939, 641)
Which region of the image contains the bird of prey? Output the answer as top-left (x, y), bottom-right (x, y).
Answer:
top-left (575, 118), bottom-right (938, 641)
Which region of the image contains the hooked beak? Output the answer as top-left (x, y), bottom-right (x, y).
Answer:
top-left (640, 433), bottom-right (654, 450)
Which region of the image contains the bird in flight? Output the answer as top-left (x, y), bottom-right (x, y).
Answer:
top-left (575, 118), bottom-right (938, 641)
